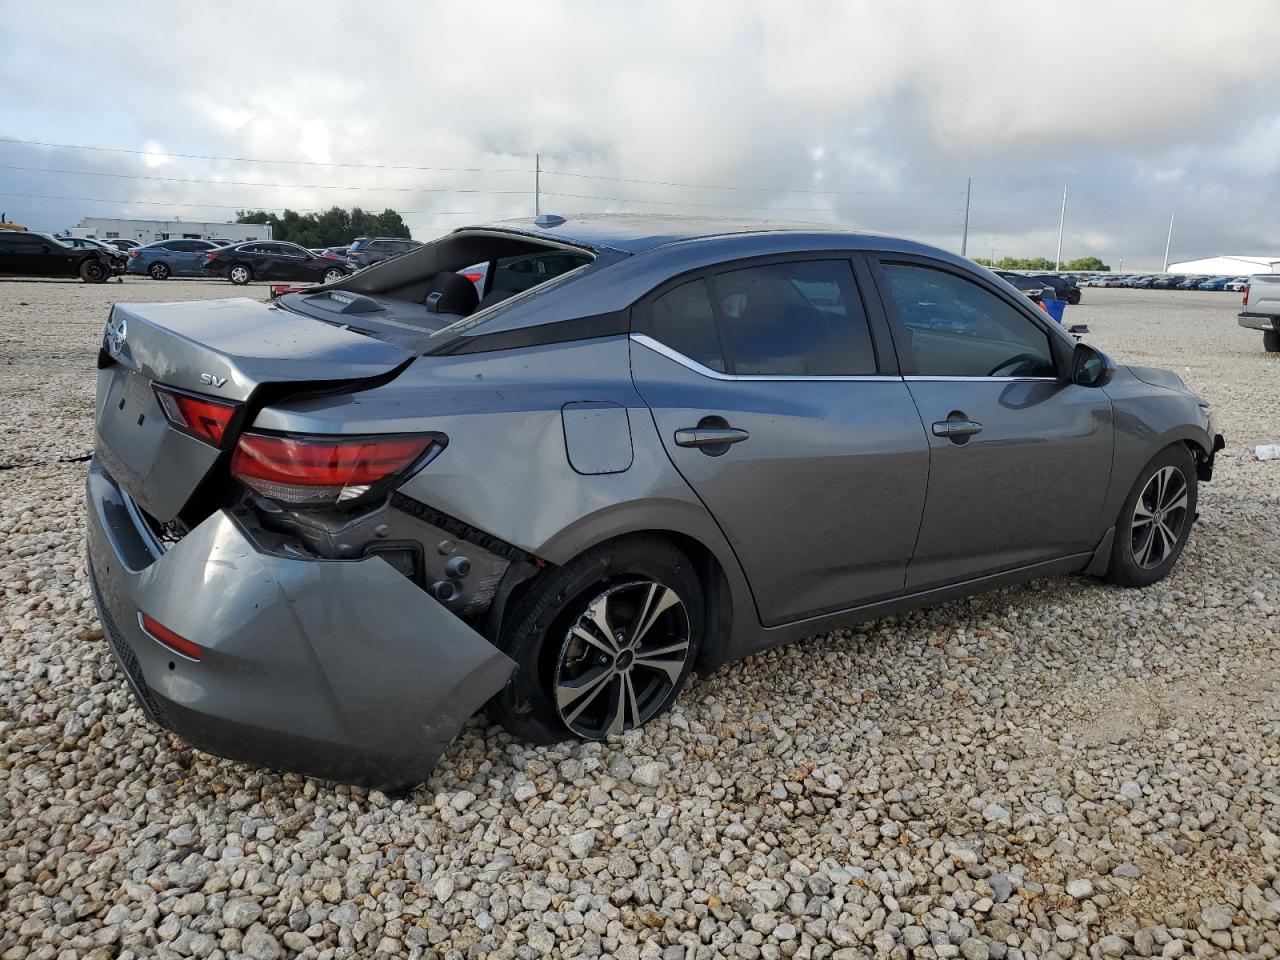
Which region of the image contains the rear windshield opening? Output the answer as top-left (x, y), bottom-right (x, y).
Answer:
top-left (278, 231), bottom-right (596, 351)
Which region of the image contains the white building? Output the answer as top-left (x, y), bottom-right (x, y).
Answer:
top-left (1167, 255), bottom-right (1280, 276)
top-left (67, 217), bottom-right (273, 244)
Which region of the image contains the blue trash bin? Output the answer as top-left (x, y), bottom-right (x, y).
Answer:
top-left (1040, 298), bottom-right (1067, 323)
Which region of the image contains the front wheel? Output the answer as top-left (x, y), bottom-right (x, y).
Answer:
top-left (80, 259), bottom-right (108, 284)
top-left (228, 264), bottom-right (252, 285)
top-left (322, 267), bottom-right (345, 284)
top-left (488, 536), bottom-right (703, 744)
top-left (1105, 444), bottom-right (1198, 587)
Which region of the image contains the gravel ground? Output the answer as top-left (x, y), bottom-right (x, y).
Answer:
top-left (0, 279), bottom-right (1277, 960)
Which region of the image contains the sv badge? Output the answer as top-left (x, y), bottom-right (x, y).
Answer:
top-left (200, 373), bottom-right (228, 388)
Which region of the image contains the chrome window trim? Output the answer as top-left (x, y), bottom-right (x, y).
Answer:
top-left (630, 333), bottom-right (899, 382)
top-left (903, 375), bottom-right (1060, 383)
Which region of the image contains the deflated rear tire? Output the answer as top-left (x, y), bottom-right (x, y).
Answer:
top-left (1106, 444), bottom-right (1197, 588)
top-left (488, 535), bottom-right (703, 744)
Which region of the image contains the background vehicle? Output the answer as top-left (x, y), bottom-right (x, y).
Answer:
top-left (1152, 276), bottom-right (1180, 289)
top-left (85, 215), bottom-right (1222, 788)
top-left (0, 230), bottom-right (113, 282)
top-left (1226, 277), bottom-right (1249, 292)
top-left (346, 236), bottom-right (421, 269)
top-left (993, 270), bottom-right (1052, 300)
top-left (318, 245), bottom-right (351, 261)
top-left (101, 238), bottom-right (141, 252)
top-left (1029, 274), bottom-right (1082, 304)
top-left (56, 236), bottom-right (128, 275)
top-left (127, 238), bottom-right (223, 280)
top-left (1198, 277), bottom-right (1229, 291)
top-left (202, 240), bottom-right (354, 285)
top-left (1176, 276), bottom-right (1208, 290)
top-left (1238, 276), bottom-right (1280, 351)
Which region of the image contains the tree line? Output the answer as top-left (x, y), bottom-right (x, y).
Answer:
top-left (972, 255), bottom-right (1111, 272)
top-left (235, 206), bottom-right (412, 248)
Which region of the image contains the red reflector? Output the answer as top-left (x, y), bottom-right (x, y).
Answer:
top-left (139, 613), bottom-right (202, 660)
top-left (128, 250), bottom-right (140, 257)
top-left (232, 433), bottom-right (435, 505)
top-left (461, 271), bottom-right (484, 282)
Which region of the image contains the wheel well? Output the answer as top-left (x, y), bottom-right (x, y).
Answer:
top-left (1183, 438), bottom-right (1216, 482)
top-left (488, 529), bottom-right (733, 675)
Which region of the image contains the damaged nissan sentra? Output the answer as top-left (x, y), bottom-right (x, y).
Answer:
top-left (86, 213), bottom-right (1224, 788)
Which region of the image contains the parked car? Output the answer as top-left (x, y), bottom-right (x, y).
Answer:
top-left (127, 239), bottom-right (224, 280)
top-left (201, 240), bottom-right (355, 285)
top-left (0, 230), bottom-right (113, 282)
top-left (1029, 274), bottom-right (1082, 304)
top-left (56, 236), bottom-right (128, 275)
top-left (346, 236), bottom-right (421, 269)
top-left (993, 271), bottom-right (1052, 300)
top-left (1131, 276), bottom-right (1157, 289)
top-left (1175, 276), bottom-right (1208, 290)
top-left (1197, 277), bottom-right (1230, 291)
top-left (206, 238), bottom-right (234, 247)
top-left (101, 238), bottom-right (142, 252)
top-left (1237, 276), bottom-right (1280, 352)
top-left (1226, 277), bottom-right (1249, 292)
top-left (1150, 276), bottom-right (1180, 289)
top-left (85, 214), bottom-right (1224, 788)
top-left (318, 245), bottom-right (351, 261)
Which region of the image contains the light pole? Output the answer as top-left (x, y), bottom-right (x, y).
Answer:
top-left (1055, 185), bottom-right (1068, 271)
top-left (961, 177), bottom-right (971, 256)
top-left (1162, 212), bottom-right (1175, 273)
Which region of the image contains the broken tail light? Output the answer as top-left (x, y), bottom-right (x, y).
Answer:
top-left (231, 433), bottom-right (438, 507)
top-left (153, 385), bottom-right (240, 447)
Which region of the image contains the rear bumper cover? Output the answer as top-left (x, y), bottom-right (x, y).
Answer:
top-left (1238, 312), bottom-right (1278, 332)
top-left (84, 457), bottom-right (515, 789)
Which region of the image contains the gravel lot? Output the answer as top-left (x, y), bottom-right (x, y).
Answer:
top-left (1, 279), bottom-right (1277, 960)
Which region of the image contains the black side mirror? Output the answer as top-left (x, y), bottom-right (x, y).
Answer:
top-left (1072, 342), bottom-right (1116, 387)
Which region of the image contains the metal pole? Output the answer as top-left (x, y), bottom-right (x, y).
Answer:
top-left (534, 153), bottom-right (541, 217)
top-left (961, 177), bottom-right (971, 256)
top-left (1055, 185), bottom-right (1067, 270)
top-left (1162, 212), bottom-right (1175, 273)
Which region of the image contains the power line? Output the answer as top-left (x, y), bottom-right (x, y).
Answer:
top-left (543, 190), bottom-right (965, 217)
top-left (0, 163), bottom-right (532, 196)
top-left (543, 168), bottom-right (964, 197)
top-left (0, 191), bottom-right (484, 217)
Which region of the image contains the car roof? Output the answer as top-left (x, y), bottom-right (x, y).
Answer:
top-left (467, 213), bottom-right (871, 255)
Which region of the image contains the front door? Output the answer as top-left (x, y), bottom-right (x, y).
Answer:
top-left (871, 257), bottom-right (1114, 591)
top-left (631, 256), bottom-right (930, 626)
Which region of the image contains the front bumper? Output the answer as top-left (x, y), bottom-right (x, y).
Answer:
top-left (84, 457), bottom-right (516, 789)
top-left (1237, 312), bottom-right (1278, 332)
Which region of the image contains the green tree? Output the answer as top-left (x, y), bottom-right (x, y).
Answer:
top-left (1064, 256), bottom-right (1110, 272)
top-left (235, 206), bottom-right (412, 247)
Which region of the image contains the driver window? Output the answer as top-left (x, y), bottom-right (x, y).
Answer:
top-left (880, 262), bottom-right (1055, 378)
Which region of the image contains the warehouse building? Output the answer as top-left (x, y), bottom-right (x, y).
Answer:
top-left (66, 217), bottom-right (273, 244)
top-left (1168, 255), bottom-right (1280, 276)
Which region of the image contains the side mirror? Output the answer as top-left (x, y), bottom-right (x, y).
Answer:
top-left (1072, 342), bottom-right (1116, 387)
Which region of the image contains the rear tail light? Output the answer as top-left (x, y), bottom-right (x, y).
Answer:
top-left (1243, 284), bottom-right (1250, 307)
top-left (231, 433), bottom-right (438, 506)
top-left (128, 250), bottom-right (140, 257)
top-left (139, 613), bottom-right (202, 660)
top-left (205, 251), bottom-right (220, 261)
top-left (153, 385), bottom-right (240, 447)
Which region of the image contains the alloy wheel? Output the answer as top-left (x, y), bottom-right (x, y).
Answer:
top-left (323, 268), bottom-right (344, 284)
top-left (553, 580), bottom-right (691, 739)
top-left (230, 266), bottom-right (249, 284)
top-left (1131, 465), bottom-right (1189, 569)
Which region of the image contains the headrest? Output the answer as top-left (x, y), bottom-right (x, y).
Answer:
top-left (424, 271), bottom-right (480, 315)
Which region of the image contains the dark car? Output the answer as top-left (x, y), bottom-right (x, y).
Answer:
top-left (346, 236), bottom-right (421, 269)
top-left (0, 231), bottom-right (113, 282)
top-left (1029, 274), bottom-right (1082, 304)
top-left (85, 213), bottom-right (1223, 788)
top-left (101, 238), bottom-right (142, 252)
top-left (1176, 276), bottom-right (1208, 290)
top-left (127, 238), bottom-right (225, 280)
top-left (1150, 276), bottom-right (1179, 289)
top-left (202, 240), bottom-right (355, 285)
top-left (1132, 276), bottom-right (1157, 289)
top-left (56, 236), bottom-right (129, 275)
top-left (994, 271), bottom-right (1052, 299)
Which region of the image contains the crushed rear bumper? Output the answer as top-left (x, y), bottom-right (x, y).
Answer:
top-left (84, 456), bottom-right (515, 789)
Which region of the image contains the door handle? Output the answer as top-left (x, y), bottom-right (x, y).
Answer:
top-left (674, 426), bottom-right (750, 448)
top-left (932, 419), bottom-right (983, 439)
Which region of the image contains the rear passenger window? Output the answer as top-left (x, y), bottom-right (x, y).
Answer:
top-left (710, 260), bottom-right (877, 376)
top-left (645, 279), bottom-right (726, 372)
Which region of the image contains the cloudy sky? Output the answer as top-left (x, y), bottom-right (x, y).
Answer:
top-left (2, 1), bottom-right (1277, 267)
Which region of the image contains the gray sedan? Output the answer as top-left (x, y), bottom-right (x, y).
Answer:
top-left (85, 215), bottom-right (1223, 787)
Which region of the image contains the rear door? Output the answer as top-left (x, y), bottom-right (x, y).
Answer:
top-left (631, 254), bottom-right (930, 626)
top-left (869, 255), bottom-right (1113, 590)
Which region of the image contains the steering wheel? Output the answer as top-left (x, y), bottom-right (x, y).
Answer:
top-left (987, 353), bottom-right (1044, 378)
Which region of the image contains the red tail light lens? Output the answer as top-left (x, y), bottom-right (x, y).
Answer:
top-left (139, 613), bottom-right (202, 660)
top-left (205, 251), bottom-right (220, 261)
top-left (232, 433), bottom-right (437, 506)
top-left (128, 250), bottom-right (140, 257)
top-left (1243, 284), bottom-right (1250, 307)
top-left (153, 385), bottom-right (240, 447)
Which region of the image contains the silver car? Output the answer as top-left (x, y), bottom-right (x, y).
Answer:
top-left (85, 215), bottom-right (1223, 788)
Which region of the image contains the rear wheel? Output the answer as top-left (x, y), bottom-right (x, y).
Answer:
top-left (322, 267), bottom-right (345, 284)
top-left (1106, 444), bottom-right (1197, 587)
top-left (229, 264), bottom-right (252, 285)
top-left (148, 261), bottom-right (170, 281)
top-left (488, 536), bottom-right (703, 744)
top-left (80, 259), bottom-right (108, 283)
top-left (1264, 329), bottom-right (1280, 353)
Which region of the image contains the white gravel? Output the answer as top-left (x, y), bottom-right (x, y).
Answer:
top-left (0, 279), bottom-right (1277, 960)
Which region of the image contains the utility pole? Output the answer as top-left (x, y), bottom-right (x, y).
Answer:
top-left (960, 177), bottom-right (971, 256)
top-left (534, 153), bottom-right (541, 217)
top-left (1055, 185), bottom-right (1068, 270)
top-left (1162, 212), bottom-right (1175, 273)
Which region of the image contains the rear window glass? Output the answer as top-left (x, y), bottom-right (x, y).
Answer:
top-left (490, 252), bottom-right (591, 293)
